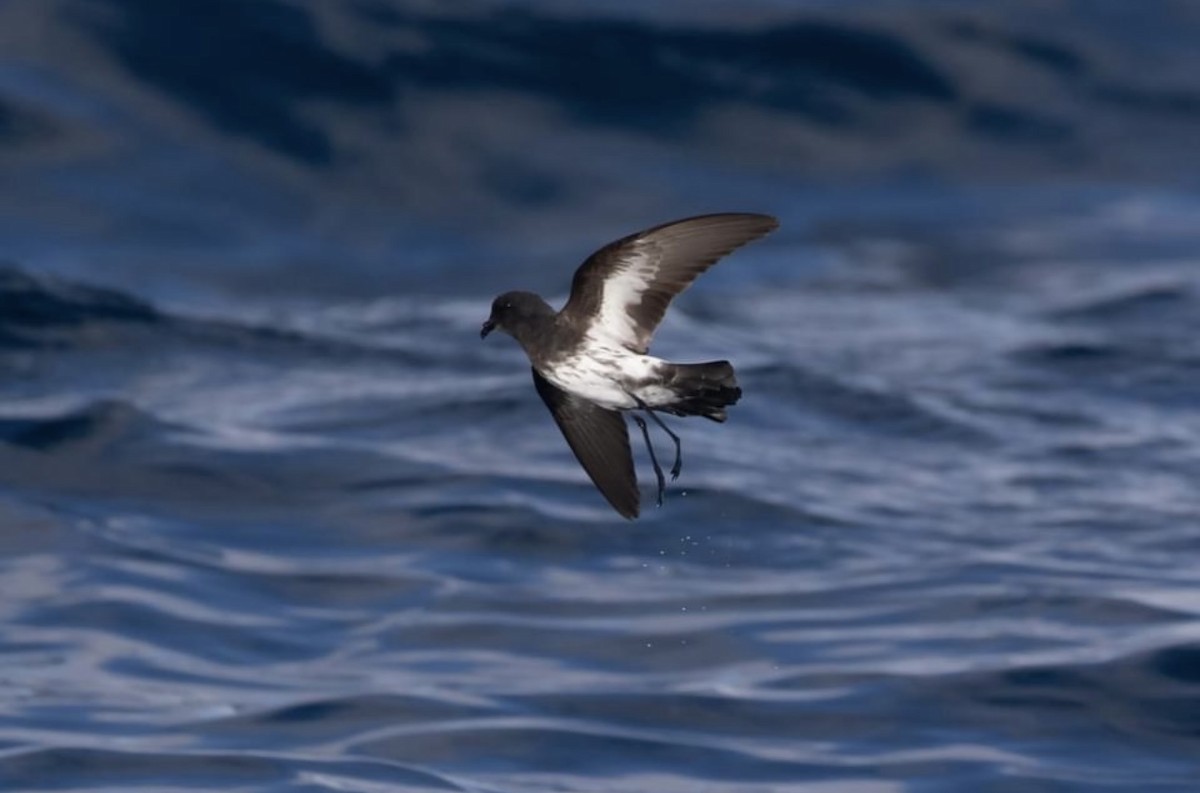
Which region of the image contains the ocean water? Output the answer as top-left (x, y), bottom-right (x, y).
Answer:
top-left (3, 1), bottom-right (1200, 791)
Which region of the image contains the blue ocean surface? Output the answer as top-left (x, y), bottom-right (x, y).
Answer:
top-left (3, 1), bottom-right (1200, 791)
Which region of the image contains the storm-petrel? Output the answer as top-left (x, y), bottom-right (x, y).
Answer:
top-left (481, 213), bottom-right (778, 519)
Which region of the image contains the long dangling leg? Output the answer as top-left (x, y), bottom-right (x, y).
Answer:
top-left (631, 414), bottom-right (666, 507)
top-left (633, 397), bottom-right (683, 480)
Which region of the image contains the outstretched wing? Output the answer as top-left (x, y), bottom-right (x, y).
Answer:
top-left (560, 213), bottom-right (778, 353)
top-left (532, 369), bottom-right (639, 519)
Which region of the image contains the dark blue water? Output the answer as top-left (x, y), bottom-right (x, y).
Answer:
top-left (3, 1), bottom-right (1200, 791)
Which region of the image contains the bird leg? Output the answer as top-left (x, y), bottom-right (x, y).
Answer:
top-left (631, 414), bottom-right (666, 507)
top-left (633, 397), bottom-right (683, 480)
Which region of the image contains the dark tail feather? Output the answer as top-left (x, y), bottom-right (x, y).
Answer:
top-left (661, 360), bottom-right (741, 422)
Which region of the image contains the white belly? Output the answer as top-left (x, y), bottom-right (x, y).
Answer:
top-left (543, 343), bottom-right (674, 411)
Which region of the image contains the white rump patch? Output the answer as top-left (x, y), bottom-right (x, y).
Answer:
top-left (545, 342), bottom-right (671, 411)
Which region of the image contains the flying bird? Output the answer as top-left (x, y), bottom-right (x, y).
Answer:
top-left (481, 213), bottom-right (778, 519)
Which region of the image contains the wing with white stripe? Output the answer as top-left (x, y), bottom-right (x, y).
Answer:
top-left (560, 213), bottom-right (778, 353)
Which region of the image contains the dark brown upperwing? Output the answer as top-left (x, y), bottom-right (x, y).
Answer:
top-left (532, 369), bottom-right (639, 519)
top-left (561, 213), bottom-right (778, 353)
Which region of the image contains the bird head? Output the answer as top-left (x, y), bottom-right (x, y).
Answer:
top-left (480, 291), bottom-right (552, 340)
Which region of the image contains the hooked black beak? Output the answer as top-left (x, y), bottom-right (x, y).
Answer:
top-left (480, 318), bottom-right (496, 339)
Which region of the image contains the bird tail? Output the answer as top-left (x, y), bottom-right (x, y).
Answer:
top-left (661, 360), bottom-right (741, 422)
